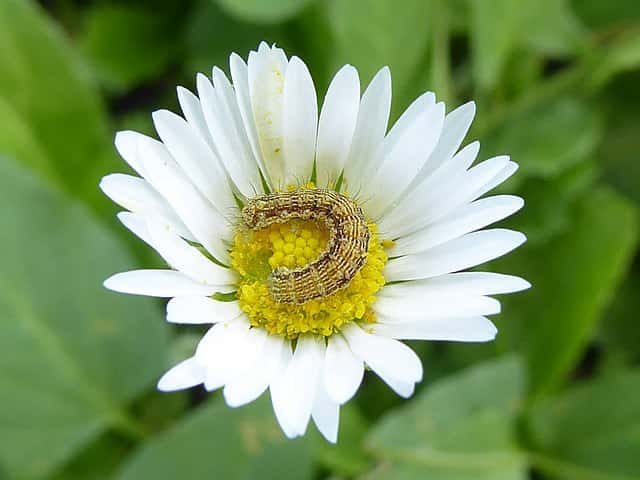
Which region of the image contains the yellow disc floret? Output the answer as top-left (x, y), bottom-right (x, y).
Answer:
top-left (230, 215), bottom-right (389, 339)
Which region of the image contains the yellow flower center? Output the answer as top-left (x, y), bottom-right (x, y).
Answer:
top-left (229, 189), bottom-right (390, 339)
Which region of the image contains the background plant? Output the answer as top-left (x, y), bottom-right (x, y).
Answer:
top-left (1, 0), bottom-right (639, 478)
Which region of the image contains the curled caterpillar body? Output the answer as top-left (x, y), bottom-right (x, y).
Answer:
top-left (241, 189), bottom-right (370, 304)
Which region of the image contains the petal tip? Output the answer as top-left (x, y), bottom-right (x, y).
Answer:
top-left (102, 274), bottom-right (121, 292)
top-left (515, 231), bottom-right (528, 246)
top-left (517, 277), bottom-right (533, 291)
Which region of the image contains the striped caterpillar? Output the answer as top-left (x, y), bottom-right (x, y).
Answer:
top-left (241, 189), bottom-right (370, 304)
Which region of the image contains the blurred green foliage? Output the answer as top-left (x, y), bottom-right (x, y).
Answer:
top-left (0, 0), bottom-right (639, 478)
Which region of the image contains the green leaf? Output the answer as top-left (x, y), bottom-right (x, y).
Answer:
top-left (527, 370), bottom-right (640, 480)
top-left (169, 332), bottom-right (204, 367)
top-left (504, 159), bottom-right (597, 245)
top-left (571, 0), bottom-right (640, 29)
top-left (327, 0), bottom-right (432, 116)
top-left (588, 29), bottom-right (640, 91)
top-left (80, 5), bottom-right (181, 91)
top-left (51, 434), bottom-right (131, 480)
top-left (0, 97), bottom-right (55, 185)
top-left (364, 356), bottom-right (527, 479)
top-left (496, 187), bottom-right (638, 396)
top-left (468, 0), bottom-right (522, 93)
top-left (316, 404), bottom-right (370, 476)
top-left (519, 0), bottom-right (586, 57)
top-left (600, 71), bottom-right (640, 205)
top-left (0, 156), bottom-right (167, 478)
top-left (482, 97), bottom-right (602, 180)
top-left (0, 0), bottom-right (116, 213)
top-left (599, 271), bottom-right (640, 366)
top-left (184, 1), bottom-right (288, 77)
top-left (468, 0), bottom-right (585, 91)
top-left (116, 397), bottom-right (314, 480)
top-left (428, 0), bottom-right (456, 106)
top-left (215, 0), bottom-right (314, 23)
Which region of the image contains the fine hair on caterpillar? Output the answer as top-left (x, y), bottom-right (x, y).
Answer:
top-left (241, 189), bottom-right (370, 304)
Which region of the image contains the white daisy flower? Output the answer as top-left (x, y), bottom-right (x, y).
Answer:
top-left (101, 42), bottom-right (529, 443)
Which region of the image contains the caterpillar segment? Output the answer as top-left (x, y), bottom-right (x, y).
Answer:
top-left (242, 189), bottom-right (371, 304)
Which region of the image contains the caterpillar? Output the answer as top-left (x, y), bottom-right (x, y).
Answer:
top-left (241, 189), bottom-right (370, 304)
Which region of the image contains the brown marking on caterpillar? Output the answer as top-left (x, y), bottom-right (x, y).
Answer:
top-left (242, 189), bottom-right (370, 304)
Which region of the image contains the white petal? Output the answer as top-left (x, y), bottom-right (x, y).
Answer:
top-left (474, 161), bottom-right (520, 199)
top-left (366, 97), bottom-right (445, 218)
top-left (342, 67), bottom-right (391, 192)
top-left (145, 218), bottom-right (236, 287)
top-left (176, 86), bottom-right (216, 150)
top-left (104, 270), bottom-right (218, 297)
top-left (315, 65), bottom-right (360, 187)
top-left (113, 133), bottom-right (215, 242)
top-left (269, 342), bottom-right (297, 438)
top-left (118, 211), bottom-right (195, 251)
top-left (195, 321), bottom-right (239, 364)
top-left (374, 316), bottom-right (498, 342)
top-left (373, 294), bottom-right (501, 321)
top-left (224, 334), bottom-right (288, 408)
top-left (342, 324), bottom-right (422, 398)
top-left (385, 229), bottom-right (527, 282)
top-left (382, 92), bottom-right (435, 157)
top-left (103, 174), bottom-right (195, 242)
top-left (195, 74), bottom-right (232, 158)
top-left (114, 130), bottom-right (146, 176)
top-left (117, 131), bottom-right (183, 187)
top-left (418, 101), bottom-right (476, 180)
top-left (248, 44), bottom-right (288, 186)
top-left (216, 327), bottom-right (268, 386)
top-left (282, 56), bottom-right (318, 185)
top-left (99, 173), bottom-right (153, 211)
top-left (137, 139), bottom-right (232, 264)
top-left (270, 335), bottom-right (323, 438)
top-left (213, 66), bottom-right (264, 192)
top-left (391, 195), bottom-right (524, 256)
top-left (311, 380), bottom-right (340, 443)
top-left (199, 70), bottom-right (262, 197)
top-left (381, 153), bottom-right (510, 238)
top-left (117, 212), bottom-right (154, 246)
top-left (229, 53), bottom-right (270, 187)
top-left (152, 109), bottom-right (235, 214)
top-left (378, 141), bottom-right (480, 237)
top-left (158, 357), bottom-right (206, 391)
top-left (381, 272), bottom-right (531, 298)
top-left (386, 379), bottom-right (416, 398)
top-left (323, 334), bottom-right (364, 405)
top-left (116, 130), bottom-right (204, 204)
top-left (100, 174), bottom-right (165, 216)
top-left (195, 319), bottom-right (252, 390)
top-left (166, 296), bottom-right (242, 324)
